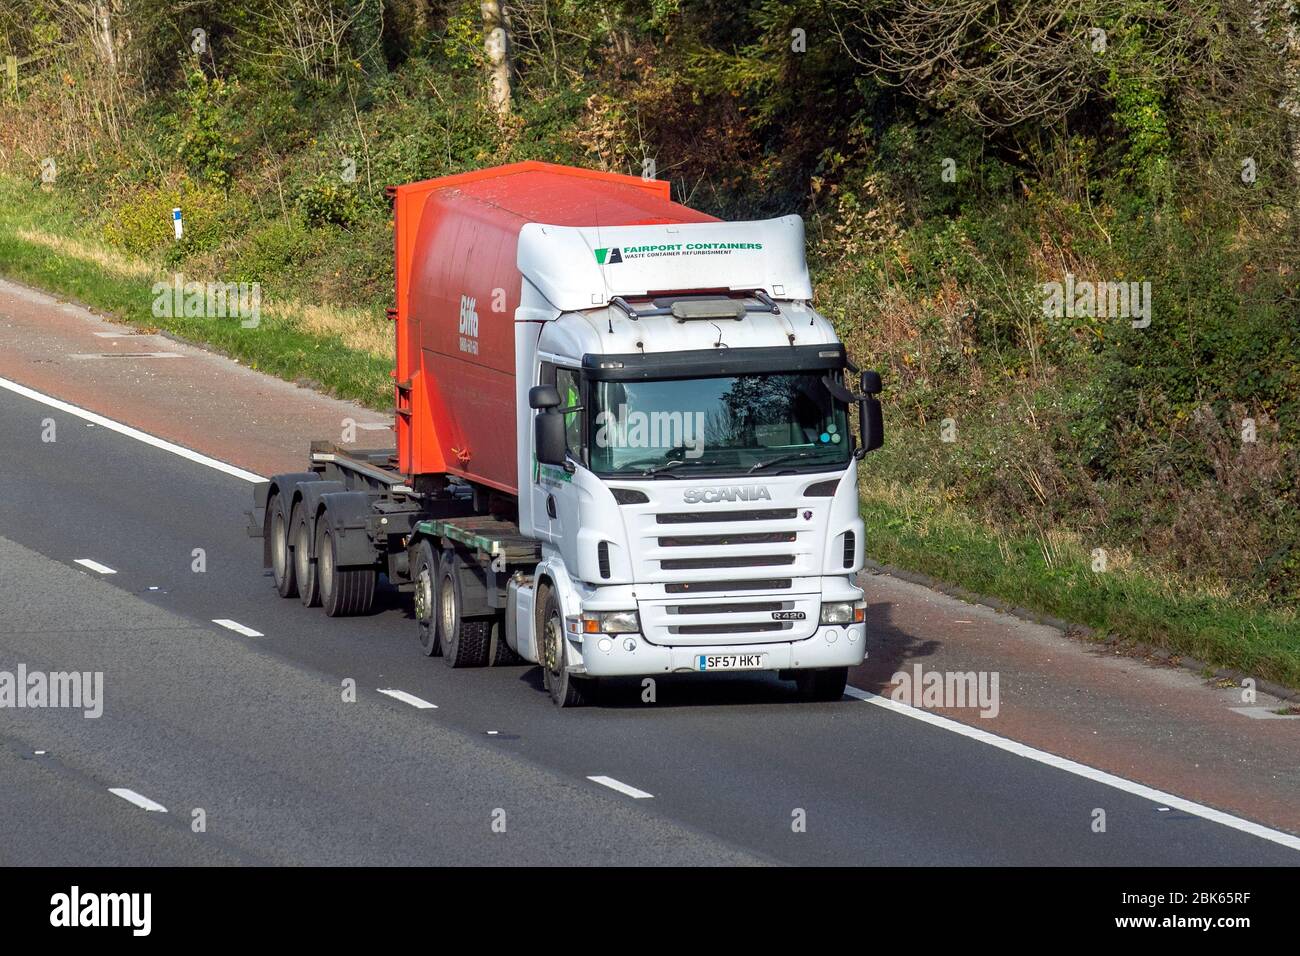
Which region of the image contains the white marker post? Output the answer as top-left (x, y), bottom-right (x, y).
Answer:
top-left (172, 207), bottom-right (183, 241)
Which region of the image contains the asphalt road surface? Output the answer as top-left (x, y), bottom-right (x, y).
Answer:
top-left (1, 383), bottom-right (1296, 866)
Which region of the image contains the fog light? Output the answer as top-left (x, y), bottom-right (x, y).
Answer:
top-left (623, 638), bottom-right (637, 652)
top-left (597, 638), bottom-right (613, 653)
top-left (847, 627), bottom-right (861, 643)
top-left (825, 628), bottom-right (840, 643)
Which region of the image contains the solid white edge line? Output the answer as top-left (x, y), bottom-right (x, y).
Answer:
top-left (377, 688), bottom-right (438, 710)
top-left (845, 686), bottom-right (1300, 853)
top-left (0, 375), bottom-right (265, 483)
top-left (212, 618), bottom-right (264, 638)
top-left (587, 775), bottom-right (654, 799)
top-left (108, 788), bottom-right (168, 813)
top-left (73, 558), bottom-right (116, 575)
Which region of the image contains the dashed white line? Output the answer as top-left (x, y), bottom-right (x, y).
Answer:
top-left (0, 375), bottom-right (265, 483)
top-left (73, 558), bottom-right (117, 575)
top-left (587, 775), bottom-right (654, 799)
top-left (845, 685), bottom-right (1300, 853)
top-left (212, 618), bottom-right (264, 638)
top-left (377, 688), bottom-right (438, 710)
top-left (108, 788), bottom-right (168, 813)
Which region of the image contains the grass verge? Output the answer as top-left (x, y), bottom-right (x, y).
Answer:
top-left (0, 176), bottom-right (392, 409)
top-left (861, 480), bottom-right (1300, 689)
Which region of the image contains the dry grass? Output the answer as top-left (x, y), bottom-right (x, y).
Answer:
top-left (14, 226), bottom-right (392, 360)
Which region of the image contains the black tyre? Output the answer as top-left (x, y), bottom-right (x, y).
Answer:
top-left (794, 666), bottom-right (848, 702)
top-left (292, 504), bottom-right (320, 608)
top-left (412, 540), bottom-right (440, 656)
top-left (269, 491), bottom-right (297, 598)
top-left (540, 585), bottom-right (588, 708)
top-left (317, 521), bottom-right (376, 618)
top-left (488, 617), bottom-right (524, 666)
top-left (436, 551), bottom-right (490, 668)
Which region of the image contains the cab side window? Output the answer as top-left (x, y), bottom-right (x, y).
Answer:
top-left (555, 367), bottom-right (585, 463)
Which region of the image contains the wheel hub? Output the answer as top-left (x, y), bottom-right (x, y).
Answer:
top-left (415, 569), bottom-right (432, 622)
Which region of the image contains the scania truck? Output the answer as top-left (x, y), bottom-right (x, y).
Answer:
top-left (250, 161), bottom-right (884, 706)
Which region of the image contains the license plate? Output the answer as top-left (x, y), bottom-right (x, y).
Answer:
top-left (696, 653), bottom-right (768, 672)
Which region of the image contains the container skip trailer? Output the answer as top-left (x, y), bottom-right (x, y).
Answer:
top-left (250, 161), bottom-right (884, 707)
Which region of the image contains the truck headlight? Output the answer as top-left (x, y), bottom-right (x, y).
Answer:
top-left (820, 601), bottom-right (866, 625)
top-left (582, 610), bottom-right (641, 634)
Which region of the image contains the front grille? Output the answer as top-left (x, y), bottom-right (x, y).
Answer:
top-left (658, 531), bottom-right (795, 547)
top-left (665, 578), bottom-right (792, 593)
top-left (674, 621), bottom-right (787, 635)
top-left (660, 554), bottom-right (795, 571)
top-left (672, 601), bottom-right (784, 615)
top-left (656, 509), bottom-right (797, 524)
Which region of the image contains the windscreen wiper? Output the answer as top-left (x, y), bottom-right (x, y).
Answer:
top-left (748, 451), bottom-right (815, 473)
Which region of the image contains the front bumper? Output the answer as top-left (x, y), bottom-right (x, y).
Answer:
top-left (576, 623), bottom-right (866, 677)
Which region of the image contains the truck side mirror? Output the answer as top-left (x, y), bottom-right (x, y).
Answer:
top-left (856, 370), bottom-right (884, 457)
top-left (535, 409), bottom-right (567, 466)
top-left (529, 385), bottom-right (561, 410)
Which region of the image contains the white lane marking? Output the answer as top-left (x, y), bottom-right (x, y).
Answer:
top-left (587, 775), bottom-right (654, 799)
top-left (0, 375), bottom-right (264, 483)
top-left (1230, 706), bottom-right (1300, 720)
top-left (93, 331), bottom-right (137, 337)
top-left (73, 558), bottom-right (117, 575)
top-left (70, 352), bottom-right (184, 360)
top-left (355, 422), bottom-right (392, 431)
top-left (212, 618), bottom-right (264, 638)
top-left (845, 686), bottom-right (1300, 853)
top-left (108, 788), bottom-right (168, 813)
top-left (377, 688), bottom-right (438, 710)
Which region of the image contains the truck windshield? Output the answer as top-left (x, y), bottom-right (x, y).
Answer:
top-left (588, 372), bottom-right (851, 476)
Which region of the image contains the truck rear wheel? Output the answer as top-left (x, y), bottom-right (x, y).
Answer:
top-left (437, 552), bottom-right (490, 668)
top-left (292, 503), bottom-right (320, 608)
top-left (316, 522), bottom-right (375, 618)
top-left (269, 492), bottom-right (296, 598)
top-left (540, 587), bottom-right (588, 708)
top-left (413, 541), bottom-right (440, 656)
top-left (794, 666), bottom-right (848, 702)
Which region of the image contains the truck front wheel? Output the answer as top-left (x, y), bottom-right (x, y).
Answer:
top-left (540, 587), bottom-right (589, 708)
top-left (794, 666), bottom-right (848, 702)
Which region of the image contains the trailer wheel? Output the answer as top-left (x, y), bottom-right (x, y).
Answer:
top-left (794, 666), bottom-right (848, 702)
top-left (292, 504), bottom-right (320, 608)
top-left (269, 492), bottom-right (297, 598)
top-left (316, 521), bottom-right (375, 618)
top-left (412, 541), bottom-right (440, 657)
top-left (488, 617), bottom-right (524, 666)
top-left (540, 586), bottom-right (588, 708)
top-left (437, 552), bottom-right (490, 668)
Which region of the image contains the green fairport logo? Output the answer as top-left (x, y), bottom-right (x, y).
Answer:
top-left (594, 247), bottom-right (622, 265)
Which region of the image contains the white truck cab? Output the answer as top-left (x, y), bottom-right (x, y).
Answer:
top-left (506, 216), bottom-right (882, 705)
